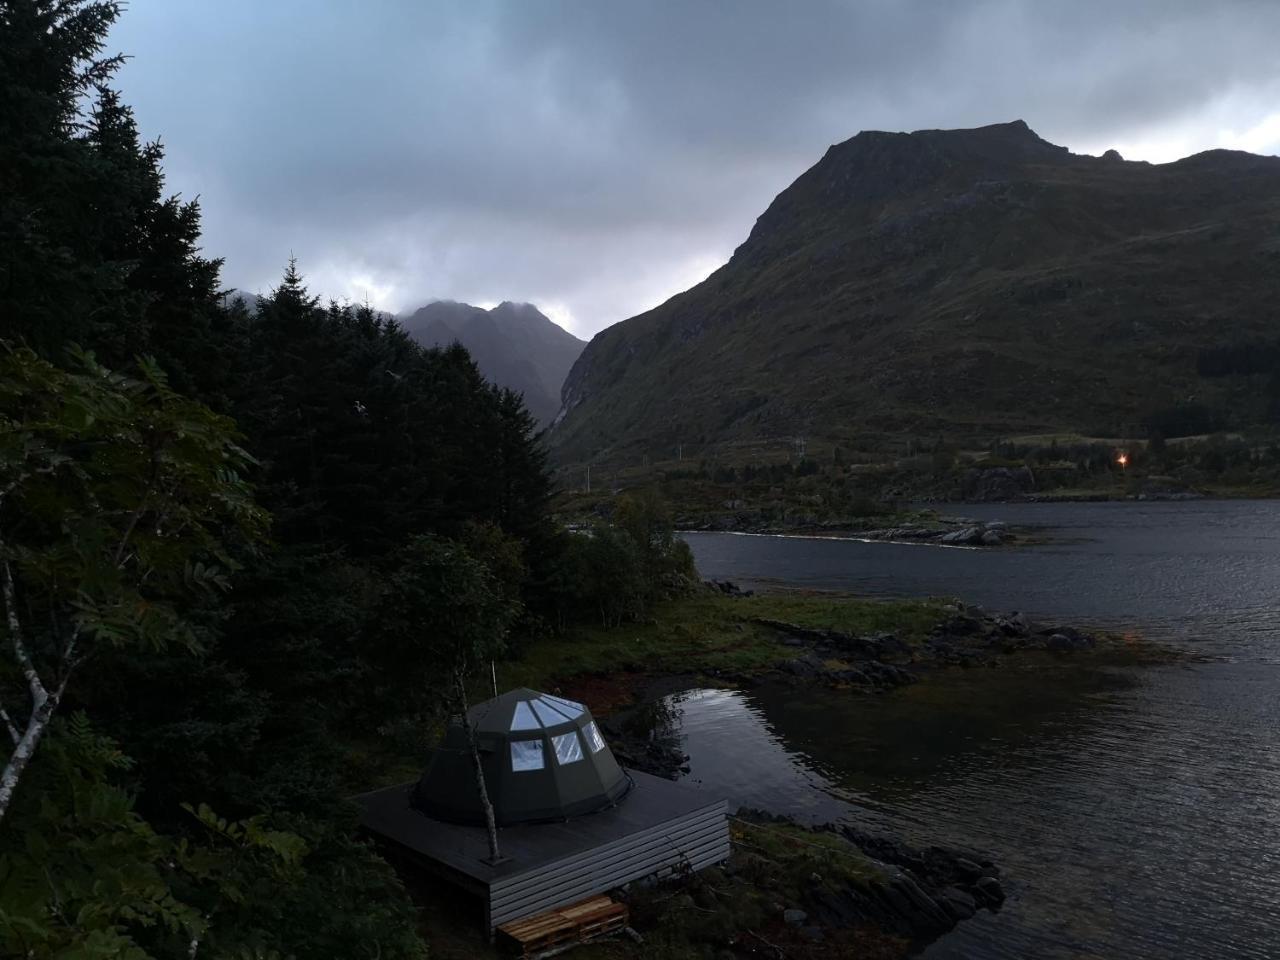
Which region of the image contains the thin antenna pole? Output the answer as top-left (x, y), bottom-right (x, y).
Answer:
top-left (491, 660), bottom-right (498, 698)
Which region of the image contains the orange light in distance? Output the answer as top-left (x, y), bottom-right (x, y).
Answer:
top-left (1117, 452), bottom-right (1129, 468)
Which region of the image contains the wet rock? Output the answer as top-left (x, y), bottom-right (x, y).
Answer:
top-left (974, 876), bottom-right (1006, 906)
top-left (875, 633), bottom-right (911, 658)
top-left (938, 887), bottom-right (977, 920)
top-left (940, 614), bottom-right (984, 635)
top-left (954, 857), bottom-right (983, 881)
top-left (780, 653), bottom-right (827, 677)
top-left (863, 661), bottom-right (918, 687)
top-left (995, 613), bottom-right (1030, 637)
top-left (705, 579), bottom-right (754, 598)
top-left (1046, 630), bottom-right (1095, 652)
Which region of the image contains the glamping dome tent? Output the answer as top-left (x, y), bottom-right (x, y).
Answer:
top-left (412, 687), bottom-right (630, 826)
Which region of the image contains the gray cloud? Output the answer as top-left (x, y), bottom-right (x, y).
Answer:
top-left (110, 0), bottom-right (1280, 336)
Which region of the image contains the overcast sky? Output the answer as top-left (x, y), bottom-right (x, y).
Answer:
top-left (108, 0), bottom-right (1280, 338)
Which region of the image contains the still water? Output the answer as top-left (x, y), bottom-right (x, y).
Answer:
top-left (676, 501), bottom-right (1280, 959)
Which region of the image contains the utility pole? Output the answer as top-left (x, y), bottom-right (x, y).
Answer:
top-left (586, 464), bottom-right (591, 493)
top-left (677, 443), bottom-right (683, 462)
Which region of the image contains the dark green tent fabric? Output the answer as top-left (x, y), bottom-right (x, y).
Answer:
top-left (412, 688), bottom-right (630, 826)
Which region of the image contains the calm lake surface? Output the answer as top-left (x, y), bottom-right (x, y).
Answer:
top-left (677, 501), bottom-right (1280, 959)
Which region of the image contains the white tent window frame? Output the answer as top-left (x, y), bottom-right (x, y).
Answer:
top-left (551, 731), bottom-right (584, 765)
top-left (583, 721), bottom-right (606, 754)
top-left (510, 738), bottom-right (545, 772)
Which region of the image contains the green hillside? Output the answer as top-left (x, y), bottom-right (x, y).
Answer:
top-left (550, 121), bottom-right (1280, 468)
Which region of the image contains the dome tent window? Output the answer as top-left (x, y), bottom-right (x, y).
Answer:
top-left (510, 701), bottom-right (539, 731)
top-left (510, 738), bottom-right (544, 772)
top-left (584, 721), bottom-right (606, 754)
top-left (530, 697), bottom-right (570, 727)
top-left (543, 694), bottom-right (585, 719)
top-left (552, 731), bottom-right (584, 765)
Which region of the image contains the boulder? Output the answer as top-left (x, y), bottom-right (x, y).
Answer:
top-left (1044, 627), bottom-right (1095, 652)
top-left (994, 613), bottom-right (1030, 639)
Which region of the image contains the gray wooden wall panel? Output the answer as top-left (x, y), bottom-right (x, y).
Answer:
top-left (488, 810), bottom-right (730, 929)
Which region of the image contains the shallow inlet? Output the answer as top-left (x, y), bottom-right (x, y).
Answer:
top-left (680, 500), bottom-right (1280, 959)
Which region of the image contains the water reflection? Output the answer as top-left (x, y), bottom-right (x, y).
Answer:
top-left (676, 502), bottom-right (1280, 956)
top-left (656, 664), bottom-right (1280, 959)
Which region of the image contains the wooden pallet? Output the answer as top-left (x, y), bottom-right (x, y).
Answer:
top-left (496, 895), bottom-right (629, 957)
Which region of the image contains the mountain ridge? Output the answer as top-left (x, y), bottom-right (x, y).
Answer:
top-left (550, 120), bottom-right (1280, 465)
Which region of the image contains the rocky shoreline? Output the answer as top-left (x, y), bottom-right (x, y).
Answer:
top-left (733, 595), bottom-right (1101, 689)
top-left (737, 809), bottom-right (1006, 938)
top-left (680, 516), bottom-right (1021, 546)
top-left (611, 804), bottom-right (1007, 957)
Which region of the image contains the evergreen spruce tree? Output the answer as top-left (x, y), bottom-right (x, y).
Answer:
top-left (0, 0), bottom-right (223, 385)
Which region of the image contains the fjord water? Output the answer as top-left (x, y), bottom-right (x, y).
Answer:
top-left (680, 501), bottom-right (1280, 959)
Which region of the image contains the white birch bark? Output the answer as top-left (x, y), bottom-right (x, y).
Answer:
top-left (456, 670), bottom-right (502, 862)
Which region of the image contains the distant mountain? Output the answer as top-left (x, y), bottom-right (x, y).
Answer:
top-left (399, 300), bottom-right (585, 426)
top-left (220, 288), bottom-right (262, 312)
top-left (551, 120), bottom-right (1280, 465)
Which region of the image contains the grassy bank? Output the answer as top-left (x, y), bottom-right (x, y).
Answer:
top-left (504, 591), bottom-right (948, 693)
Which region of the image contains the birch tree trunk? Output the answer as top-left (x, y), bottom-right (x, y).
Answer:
top-left (0, 553), bottom-right (67, 825)
top-left (0, 684), bottom-right (61, 822)
top-left (456, 670), bottom-right (501, 863)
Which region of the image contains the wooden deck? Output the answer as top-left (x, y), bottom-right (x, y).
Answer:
top-left (496, 895), bottom-right (627, 957)
top-left (357, 770), bottom-right (729, 932)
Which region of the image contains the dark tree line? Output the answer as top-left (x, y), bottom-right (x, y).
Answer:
top-left (0, 2), bottom-right (582, 956)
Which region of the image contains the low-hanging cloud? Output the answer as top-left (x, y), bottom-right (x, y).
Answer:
top-left (110, 0), bottom-right (1280, 337)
